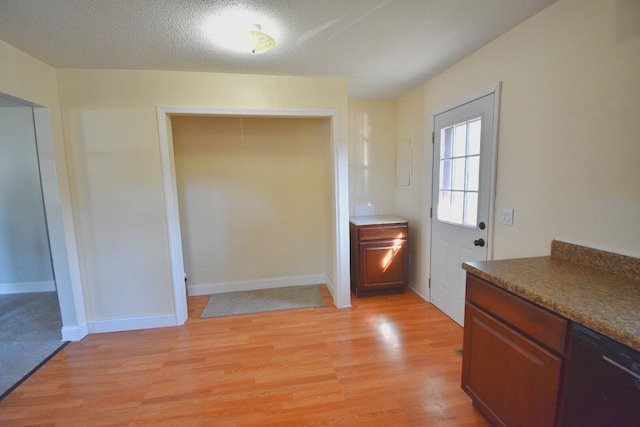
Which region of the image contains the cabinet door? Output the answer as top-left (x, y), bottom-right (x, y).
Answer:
top-left (360, 239), bottom-right (407, 290)
top-left (462, 304), bottom-right (563, 427)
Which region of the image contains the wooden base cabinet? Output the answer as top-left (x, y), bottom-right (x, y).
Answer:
top-left (462, 273), bottom-right (569, 427)
top-left (349, 219), bottom-right (408, 297)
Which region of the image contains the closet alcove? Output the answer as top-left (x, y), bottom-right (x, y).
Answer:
top-left (173, 115), bottom-right (329, 295)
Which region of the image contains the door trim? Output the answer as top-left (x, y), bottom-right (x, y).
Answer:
top-left (156, 107), bottom-right (351, 325)
top-left (428, 82), bottom-right (501, 298)
top-left (0, 92), bottom-right (88, 341)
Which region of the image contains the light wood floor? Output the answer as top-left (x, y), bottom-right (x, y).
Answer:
top-left (0, 286), bottom-right (488, 426)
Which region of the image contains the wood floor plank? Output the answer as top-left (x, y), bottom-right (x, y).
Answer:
top-left (0, 286), bottom-right (488, 426)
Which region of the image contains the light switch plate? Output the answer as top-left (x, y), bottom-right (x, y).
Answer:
top-left (499, 208), bottom-right (514, 226)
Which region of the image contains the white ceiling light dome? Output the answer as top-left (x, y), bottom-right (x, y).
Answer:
top-left (203, 10), bottom-right (278, 55)
top-left (237, 24), bottom-right (275, 54)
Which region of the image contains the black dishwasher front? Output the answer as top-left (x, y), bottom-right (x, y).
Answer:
top-left (561, 323), bottom-right (640, 427)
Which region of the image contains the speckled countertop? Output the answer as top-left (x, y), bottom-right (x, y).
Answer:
top-left (349, 215), bottom-right (407, 226)
top-left (463, 241), bottom-right (640, 353)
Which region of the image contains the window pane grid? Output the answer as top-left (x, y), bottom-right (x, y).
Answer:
top-left (437, 117), bottom-right (482, 227)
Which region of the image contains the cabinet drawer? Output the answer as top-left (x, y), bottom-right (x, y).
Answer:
top-left (466, 273), bottom-right (568, 354)
top-left (359, 224), bottom-right (407, 241)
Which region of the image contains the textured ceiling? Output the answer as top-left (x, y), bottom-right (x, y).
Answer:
top-left (0, 0), bottom-right (557, 98)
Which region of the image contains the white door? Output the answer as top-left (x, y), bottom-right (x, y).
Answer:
top-left (430, 92), bottom-right (497, 326)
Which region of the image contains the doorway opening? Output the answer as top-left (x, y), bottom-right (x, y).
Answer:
top-left (0, 93), bottom-right (80, 397)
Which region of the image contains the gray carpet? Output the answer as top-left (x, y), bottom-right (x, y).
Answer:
top-left (0, 292), bottom-right (66, 400)
top-left (201, 285), bottom-right (326, 318)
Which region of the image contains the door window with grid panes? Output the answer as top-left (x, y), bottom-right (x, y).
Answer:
top-left (437, 118), bottom-right (481, 228)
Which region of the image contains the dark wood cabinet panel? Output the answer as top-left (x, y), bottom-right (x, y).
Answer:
top-left (350, 221), bottom-right (408, 297)
top-left (361, 241), bottom-right (407, 288)
top-left (463, 273), bottom-right (569, 427)
top-left (463, 304), bottom-right (563, 427)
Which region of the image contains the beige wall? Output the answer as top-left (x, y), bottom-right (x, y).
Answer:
top-left (56, 68), bottom-right (348, 323)
top-left (348, 99), bottom-right (397, 216)
top-left (0, 40), bottom-right (60, 108)
top-left (395, 88), bottom-right (429, 298)
top-left (397, 0), bottom-right (640, 297)
top-left (172, 116), bottom-right (328, 292)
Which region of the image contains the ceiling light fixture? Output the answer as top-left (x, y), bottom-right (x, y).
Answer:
top-left (237, 24), bottom-right (275, 54)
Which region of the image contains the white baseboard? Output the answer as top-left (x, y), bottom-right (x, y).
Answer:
top-left (82, 276), bottom-right (325, 335)
top-left (87, 313), bottom-right (178, 334)
top-left (188, 275), bottom-right (326, 296)
top-left (0, 280), bottom-right (56, 294)
top-left (61, 322), bottom-right (89, 341)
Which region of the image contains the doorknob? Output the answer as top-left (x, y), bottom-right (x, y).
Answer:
top-left (474, 238), bottom-right (485, 247)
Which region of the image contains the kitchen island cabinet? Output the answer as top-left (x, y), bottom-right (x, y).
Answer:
top-left (462, 273), bottom-right (568, 427)
top-left (461, 240), bottom-right (640, 427)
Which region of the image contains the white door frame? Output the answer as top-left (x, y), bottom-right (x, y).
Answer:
top-left (156, 106), bottom-right (351, 324)
top-left (33, 107), bottom-right (88, 341)
top-left (427, 82), bottom-right (501, 299)
top-left (0, 91), bottom-right (88, 341)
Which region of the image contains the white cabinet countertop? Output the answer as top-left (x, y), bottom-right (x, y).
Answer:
top-left (349, 215), bottom-right (407, 226)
